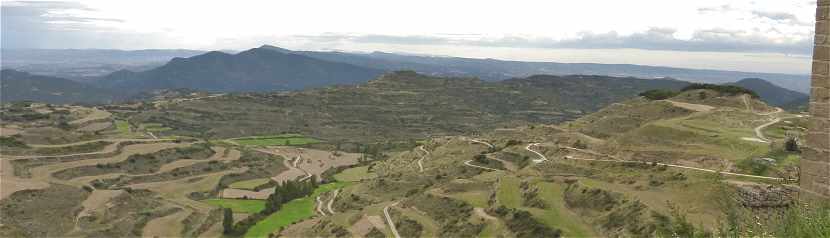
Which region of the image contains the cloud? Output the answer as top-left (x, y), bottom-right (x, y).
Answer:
top-left (697, 4), bottom-right (736, 14)
top-left (290, 27), bottom-right (813, 55)
top-left (1, 1), bottom-right (169, 49)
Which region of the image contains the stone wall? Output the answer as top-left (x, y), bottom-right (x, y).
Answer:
top-left (802, 0), bottom-right (830, 200)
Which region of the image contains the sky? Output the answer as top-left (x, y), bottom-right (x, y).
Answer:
top-left (0, 0), bottom-right (820, 75)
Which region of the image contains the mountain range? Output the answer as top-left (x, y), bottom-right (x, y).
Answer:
top-left (0, 45), bottom-right (812, 110)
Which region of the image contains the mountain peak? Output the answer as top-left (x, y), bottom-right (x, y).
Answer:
top-left (257, 45), bottom-right (294, 53)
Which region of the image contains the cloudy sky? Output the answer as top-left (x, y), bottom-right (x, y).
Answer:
top-left (0, 0), bottom-right (819, 74)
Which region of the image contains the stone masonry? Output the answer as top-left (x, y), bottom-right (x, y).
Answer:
top-left (802, 0), bottom-right (830, 200)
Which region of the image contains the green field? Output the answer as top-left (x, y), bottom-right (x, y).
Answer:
top-left (232, 134), bottom-right (321, 146)
top-left (229, 178), bottom-right (273, 190)
top-left (333, 166), bottom-right (377, 182)
top-left (115, 120), bottom-right (131, 135)
top-left (497, 176), bottom-right (522, 208)
top-left (203, 199), bottom-right (265, 214)
top-left (528, 182), bottom-right (595, 237)
top-left (244, 182), bottom-right (349, 238)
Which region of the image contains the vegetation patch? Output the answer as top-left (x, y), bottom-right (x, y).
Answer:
top-left (53, 143), bottom-right (215, 180)
top-left (204, 199), bottom-right (265, 214)
top-left (333, 166), bottom-right (377, 182)
top-left (232, 134), bottom-right (321, 146)
top-left (0, 184), bottom-right (90, 237)
top-left (228, 178), bottom-right (273, 190)
top-left (242, 182), bottom-right (348, 238)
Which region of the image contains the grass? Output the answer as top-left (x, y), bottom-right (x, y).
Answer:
top-left (333, 166), bottom-right (377, 182)
top-left (497, 176), bottom-right (522, 209)
top-left (244, 182), bottom-right (349, 238)
top-left (232, 134), bottom-right (321, 146)
top-left (141, 123), bottom-right (173, 132)
top-left (203, 199), bottom-right (266, 214)
top-left (228, 178), bottom-right (273, 190)
top-left (449, 191), bottom-right (490, 208)
top-left (115, 120), bottom-right (132, 135)
top-left (527, 182), bottom-right (595, 237)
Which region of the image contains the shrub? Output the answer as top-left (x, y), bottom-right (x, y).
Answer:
top-left (680, 84), bottom-right (758, 98)
top-left (639, 89), bottom-right (679, 100)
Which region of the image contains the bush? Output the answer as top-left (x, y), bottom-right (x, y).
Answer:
top-left (680, 84), bottom-right (758, 98)
top-left (639, 89), bottom-right (679, 100)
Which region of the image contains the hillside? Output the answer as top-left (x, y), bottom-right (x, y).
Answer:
top-left (123, 71), bottom-right (691, 142)
top-left (98, 46), bottom-right (384, 93)
top-left (0, 76), bottom-right (809, 238)
top-left (728, 78), bottom-right (809, 111)
top-left (0, 69), bottom-right (117, 104)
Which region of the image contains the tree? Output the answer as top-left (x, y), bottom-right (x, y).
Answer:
top-left (785, 137), bottom-right (799, 152)
top-left (223, 208), bottom-right (234, 234)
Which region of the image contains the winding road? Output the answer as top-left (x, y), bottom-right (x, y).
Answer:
top-left (525, 143), bottom-right (548, 163)
top-left (383, 201), bottom-right (402, 238)
top-left (470, 139), bottom-right (495, 149)
top-left (327, 189), bottom-right (339, 214)
top-left (416, 146), bottom-right (429, 172)
top-left (548, 146), bottom-right (795, 182)
top-left (316, 196), bottom-right (328, 216)
top-left (463, 160), bottom-right (501, 171)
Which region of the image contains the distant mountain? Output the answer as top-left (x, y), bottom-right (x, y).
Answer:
top-left (264, 46), bottom-right (810, 93)
top-left (1, 48), bottom-right (207, 80)
top-left (98, 46), bottom-right (384, 93)
top-left (728, 78), bottom-right (809, 111)
top-left (0, 69), bottom-right (116, 104)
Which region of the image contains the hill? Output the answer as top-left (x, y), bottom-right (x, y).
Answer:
top-left (266, 46), bottom-right (810, 93)
top-left (123, 71), bottom-right (690, 142)
top-left (0, 69), bottom-right (117, 104)
top-left (97, 46), bottom-right (384, 93)
top-left (728, 78), bottom-right (809, 111)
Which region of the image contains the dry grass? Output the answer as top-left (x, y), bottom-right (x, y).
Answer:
top-left (69, 107), bottom-right (112, 125)
top-left (0, 159), bottom-right (50, 200)
top-left (142, 210), bottom-right (192, 237)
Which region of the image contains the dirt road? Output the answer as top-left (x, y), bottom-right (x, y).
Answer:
top-left (383, 201), bottom-right (402, 238)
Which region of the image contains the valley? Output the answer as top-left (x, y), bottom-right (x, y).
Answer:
top-left (0, 72), bottom-right (817, 237)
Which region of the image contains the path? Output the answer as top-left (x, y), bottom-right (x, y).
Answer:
top-left (383, 202), bottom-right (402, 238)
top-left (327, 189), bottom-right (339, 214)
top-left (553, 146), bottom-right (794, 182)
top-left (753, 118), bottom-right (781, 143)
top-left (294, 156), bottom-right (313, 181)
top-left (416, 146), bottom-right (429, 172)
top-left (463, 160), bottom-right (501, 171)
top-left (474, 207), bottom-right (497, 220)
top-left (316, 196), bottom-right (328, 216)
top-left (525, 143), bottom-right (548, 163)
top-left (470, 139), bottom-right (495, 150)
top-left (5, 139), bottom-right (175, 160)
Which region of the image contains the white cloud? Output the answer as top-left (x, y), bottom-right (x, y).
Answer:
top-left (0, 0), bottom-right (819, 74)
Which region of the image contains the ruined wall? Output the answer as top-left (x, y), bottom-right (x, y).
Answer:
top-left (802, 0), bottom-right (830, 199)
